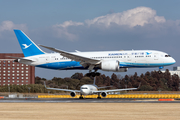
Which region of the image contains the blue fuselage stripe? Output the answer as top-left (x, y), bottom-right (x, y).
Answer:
top-left (36, 61), bottom-right (175, 70)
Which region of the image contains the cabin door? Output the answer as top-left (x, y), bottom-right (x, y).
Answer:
top-left (154, 53), bottom-right (159, 60)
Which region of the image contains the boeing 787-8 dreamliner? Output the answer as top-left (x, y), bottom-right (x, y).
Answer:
top-left (12, 30), bottom-right (175, 77)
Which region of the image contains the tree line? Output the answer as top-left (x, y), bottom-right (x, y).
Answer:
top-left (0, 69), bottom-right (179, 93)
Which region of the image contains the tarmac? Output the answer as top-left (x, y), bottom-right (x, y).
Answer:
top-left (0, 98), bottom-right (180, 103)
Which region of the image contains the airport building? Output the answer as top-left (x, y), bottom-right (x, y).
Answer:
top-left (0, 53), bottom-right (35, 86)
top-left (162, 66), bottom-right (180, 77)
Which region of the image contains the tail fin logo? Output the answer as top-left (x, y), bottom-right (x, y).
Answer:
top-left (22, 43), bottom-right (32, 49)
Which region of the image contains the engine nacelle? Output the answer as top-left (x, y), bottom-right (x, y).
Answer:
top-left (101, 60), bottom-right (119, 72)
top-left (101, 92), bottom-right (107, 97)
top-left (70, 92), bottom-right (76, 97)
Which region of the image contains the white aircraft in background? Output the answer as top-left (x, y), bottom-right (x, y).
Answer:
top-left (12, 30), bottom-right (175, 77)
top-left (44, 78), bottom-right (139, 99)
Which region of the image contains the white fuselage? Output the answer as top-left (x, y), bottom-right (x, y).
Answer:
top-left (14, 30), bottom-right (176, 72)
top-left (80, 84), bottom-right (98, 95)
top-left (18, 50), bottom-right (175, 71)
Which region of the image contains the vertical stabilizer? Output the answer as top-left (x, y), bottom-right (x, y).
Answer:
top-left (14, 30), bottom-right (45, 57)
top-left (93, 77), bottom-right (96, 85)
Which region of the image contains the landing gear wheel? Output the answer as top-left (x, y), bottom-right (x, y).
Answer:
top-left (95, 72), bottom-right (100, 76)
top-left (86, 72), bottom-right (101, 77)
top-left (97, 93), bottom-right (101, 99)
top-left (79, 96), bottom-right (84, 99)
top-left (79, 94), bottom-right (84, 99)
top-left (97, 97), bottom-right (101, 99)
top-left (86, 73), bottom-right (91, 77)
top-left (91, 72), bottom-right (96, 77)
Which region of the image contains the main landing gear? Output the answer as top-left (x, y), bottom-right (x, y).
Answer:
top-left (86, 70), bottom-right (101, 77)
top-left (79, 94), bottom-right (84, 99)
top-left (97, 93), bottom-right (101, 99)
top-left (86, 72), bottom-right (101, 77)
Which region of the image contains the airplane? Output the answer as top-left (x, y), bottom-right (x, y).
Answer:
top-left (44, 77), bottom-right (140, 99)
top-left (12, 30), bottom-right (176, 77)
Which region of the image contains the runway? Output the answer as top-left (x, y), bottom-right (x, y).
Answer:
top-left (0, 98), bottom-right (179, 103)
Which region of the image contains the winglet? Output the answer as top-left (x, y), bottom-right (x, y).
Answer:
top-left (6, 56), bottom-right (36, 62)
top-left (75, 50), bottom-right (81, 52)
top-left (93, 77), bottom-right (96, 85)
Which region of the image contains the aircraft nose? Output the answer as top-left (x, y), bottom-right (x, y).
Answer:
top-left (172, 57), bottom-right (176, 64)
top-left (81, 89), bottom-right (87, 95)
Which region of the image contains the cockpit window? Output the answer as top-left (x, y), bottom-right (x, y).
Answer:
top-left (165, 55), bottom-right (171, 57)
top-left (81, 87), bottom-right (88, 89)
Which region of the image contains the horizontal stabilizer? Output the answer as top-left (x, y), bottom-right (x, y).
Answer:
top-left (7, 56), bottom-right (36, 62)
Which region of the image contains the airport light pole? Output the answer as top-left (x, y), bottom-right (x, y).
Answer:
top-left (28, 87), bottom-right (31, 97)
top-left (8, 86), bottom-right (10, 95)
top-left (158, 89), bottom-right (161, 94)
top-left (28, 87), bottom-right (31, 93)
top-left (125, 85), bottom-right (127, 93)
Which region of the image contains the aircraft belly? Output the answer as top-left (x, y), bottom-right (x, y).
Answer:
top-left (36, 60), bottom-right (173, 70)
top-left (36, 61), bottom-right (81, 69)
top-left (120, 62), bottom-right (172, 68)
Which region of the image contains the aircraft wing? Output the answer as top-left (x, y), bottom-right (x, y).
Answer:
top-left (94, 83), bottom-right (141, 93)
top-left (97, 86), bottom-right (113, 89)
top-left (95, 88), bottom-right (138, 93)
top-left (45, 87), bottom-right (80, 92)
top-left (44, 82), bottom-right (80, 92)
top-left (39, 45), bottom-right (100, 68)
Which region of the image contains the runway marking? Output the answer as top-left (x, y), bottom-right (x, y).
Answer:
top-left (0, 98), bottom-right (180, 103)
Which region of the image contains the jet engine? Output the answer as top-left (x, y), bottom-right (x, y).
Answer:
top-left (101, 60), bottom-right (119, 71)
top-left (101, 92), bottom-right (107, 97)
top-left (70, 92), bottom-right (76, 97)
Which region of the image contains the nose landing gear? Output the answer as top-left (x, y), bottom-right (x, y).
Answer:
top-left (79, 94), bottom-right (84, 99)
top-left (158, 66), bottom-right (163, 73)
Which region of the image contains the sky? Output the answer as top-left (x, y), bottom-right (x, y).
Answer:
top-left (0, 0), bottom-right (180, 79)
